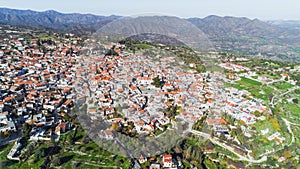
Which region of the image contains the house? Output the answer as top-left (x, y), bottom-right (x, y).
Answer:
top-left (62, 100), bottom-right (73, 109)
top-left (135, 120), bottom-right (146, 133)
top-left (0, 102), bottom-right (4, 111)
top-left (228, 73), bottom-right (238, 80)
top-left (43, 104), bottom-right (55, 110)
top-left (54, 122), bottom-right (68, 135)
top-left (88, 108), bottom-right (97, 114)
top-left (281, 74), bottom-right (289, 80)
top-left (158, 117), bottom-right (170, 125)
top-left (0, 113), bottom-right (16, 133)
top-left (206, 118), bottom-right (227, 126)
top-left (206, 118), bottom-right (230, 136)
top-left (137, 77), bottom-right (152, 85)
top-left (144, 124), bottom-right (155, 132)
top-left (162, 154), bottom-right (172, 168)
top-left (215, 125), bottom-right (230, 137)
top-left (105, 107), bottom-right (115, 118)
top-left (17, 107), bottom-right (26, 116)
top-left (189, 63), bottom-right (196, 68)
top-left (150, 164), bottom-right (160, 169)
top-left (103, 130), bottom-right (113, 140)
top-left (138, 155), bottom-right (147, 164)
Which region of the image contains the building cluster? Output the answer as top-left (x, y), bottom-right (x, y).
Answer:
top-left (76, 41), bottom-right (276, 143)
top-left (0, 34), bottom-right (79, 143)
top-left (76, 42), bottom-right (227, 137)
top-left (138, 154), bottom-right (179, 169)
top-left (219, 62), bottom-right (250, 72)
top-left (0, 27), bottom-right (292, 167)
top-left (224, 87), bottom-right (271, 125)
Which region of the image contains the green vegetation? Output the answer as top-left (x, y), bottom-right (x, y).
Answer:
top-left (151, 76), bottom-right (163, 88)
top-left (282, 103), bottom-right (300, 122)
top-left (254, 119), bottom-right (279, 136)
top-left (205, 65), bottom-right (223, 72)
top-left (249, 115), bottom-right (295, 159)
top-left (1, 126), bottom-right (130, 169)
top-left (259, 72), bottom-right (282, 80)
top-left (121, 38), bottom-right (206, 72)
top-left (121, 39), bottom-right (153, 52)
top-left (238, 58), bottom-right (295, 70)
top-left (273, 82), bottom-right (294, 90)
top-left (192, 115), bottom-right (207, 131)
top-left (226, 76), bottom-right (276, 104)
top-left (171, 138), bottom-right (243, 169)
top-left (165, 105), bottom-right (181, 120)
top-left (279, 90), bottom-right (300, 123)
top-left (248, 86), bottom-right (274, 103)
top-left (290, 72), bottom-right (300, 86)
top-left (238, 76), bottom-right (262, 86)
top-left (133, 43), bottom-right (153, 50)
top-left (105, 45), bottom-right (119, 56)
top-left (0, 143), bottom-right (18, 168)
top-left (204, 158), bottom-right (218, 169)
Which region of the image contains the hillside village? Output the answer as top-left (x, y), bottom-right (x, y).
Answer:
top-left (0, 26), bottom-right (299, 168)
top-left (0, 28), bottom-right (79, 160)
top-left (75, 40), bottom-right (276, 141)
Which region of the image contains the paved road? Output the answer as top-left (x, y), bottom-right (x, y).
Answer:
top-left (282, 118), bottom-right (295, 146)
top-left (115, 138), bottom-right (141, 169)
top-left (190, 130), bottom-right (267, 163)
top-left (0, 130), bottom-right (22, 146)
top-left (270, 86), bottom-right (300, 107)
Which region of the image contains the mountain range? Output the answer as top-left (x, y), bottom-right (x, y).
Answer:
top-left (267, 20), bottom-right (300, 30)
top-left (1, 8), bottom-right (300, 61)
top-left (0, 8), bottom-right (120, 34)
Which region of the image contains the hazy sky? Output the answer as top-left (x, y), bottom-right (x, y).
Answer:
top-left (0, 0), bottom-right (299, 20)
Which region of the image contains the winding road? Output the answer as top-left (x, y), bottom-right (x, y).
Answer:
top-left (190, 130), bottom-right (267, 163)
top-left (270, 86), bottom-right (300, 107)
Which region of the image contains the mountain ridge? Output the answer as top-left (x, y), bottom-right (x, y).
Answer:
top-left (1, 8), bottom-right (300, 62)
top-left (0, 8), bottom-right (120, 33)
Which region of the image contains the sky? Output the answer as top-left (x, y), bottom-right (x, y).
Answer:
top-left (0, 0), bottom-right (299, 20)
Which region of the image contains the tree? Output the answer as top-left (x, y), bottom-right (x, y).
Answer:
top-left (80, 146), bottom-right (87, 153)
top-left (35, 148), bottom-right (46, 159)
top-left (105, 46), bottom-right (119, 56)
top-left (269, 118), bottom-right (281, 131)
top-left (22, 123), bottom-right (32, 141)
top-left (66, 134), bottom-right (73, 143)
top-left (185, 146), bottom-right (192, 160)
top-left (210, 130), bottom-right (215, 137)
top-left (268, 93), bottom-right (274, 102)
top-left (238, 120), bottom-right (246, 126)
top-left (282, 150), bottom-right (292, 159)
top-left (151, 76), bottom-right (163, 88)
top-left (292, 98), bottom-right (298, 104)
top-left (285, 76), bottom-right (289, 81)
top-left (52, 156), bottom-right (61, 166)
top-left (219, 133), bottom-right (226, 140)
top-left (111, 123), bottom-right (120, 131)
top-left (0, 161), bottom-right (8, 168)
top-left (254, 110), bottom-right (261, 117)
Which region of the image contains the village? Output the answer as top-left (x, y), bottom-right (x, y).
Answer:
top-left (0, 27), bottom-right (299, 168)
top-left (74, 40), bottom-right (278, 140)
top-left (0, 31), bottom-right (79, 161)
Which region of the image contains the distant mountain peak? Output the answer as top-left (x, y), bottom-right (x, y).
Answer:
top-left (44, 10), bottom-right (61, 14)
